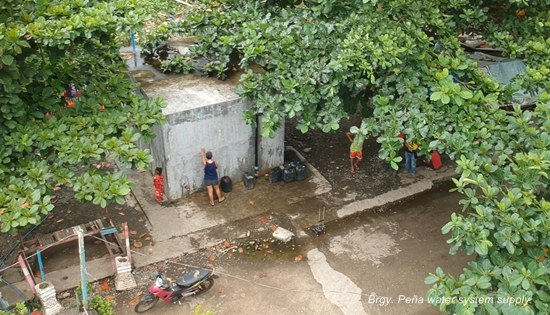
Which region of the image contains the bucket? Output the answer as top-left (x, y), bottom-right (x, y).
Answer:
top-left (283, 166), bottom-right (296, 182)
top-left (269, 166), bottom-right (283, 183)
top-left (220, 176), bottom-right (232, 193)
top-left (295, 164), bottom-right (307, 181)
top-left (243, 172), bottom-right (255, 190)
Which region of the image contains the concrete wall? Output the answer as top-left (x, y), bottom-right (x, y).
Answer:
top-left (159, 100), bottom-right (284, 201)
top-left (127, 49), bottom-right (284, 200)
top-left (259, 118), bottom-right (285, 170)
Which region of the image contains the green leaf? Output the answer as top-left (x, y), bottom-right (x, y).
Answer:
top-left (537, 290), bottom-right (550, 302)
top-left (475, 241), bottom-right (488, 256)
top-left (509, 274), bottom-right (523, 287)
top-left (440, 94), bottom-right (450, 104)
top-left (118, 186), bottom-right (131, 196)
top-left (477, 276), bottom-right (492, 289)
top-left (521, 278), bottom-right (530, 290)
top-left (424, 274), bottom-right (439, 284)
top-left (2, 55), bottom-right (14, 66)
top-left (31, 189), bottom-right (41, 203)
top-left (430, 91), bottom-right (443, 101)
top-left (483, 303), bottom-right (499, 315)
top-left (441, 222), bottom-right (453, 234)
top-left (1, 223), bottom-right (11, 233)
top-left (464, 276), bottom-right (477, 286)
top-left (18, 217), bottom-right (28, 227)
top-left (459, 91), bottom-right (473, 99)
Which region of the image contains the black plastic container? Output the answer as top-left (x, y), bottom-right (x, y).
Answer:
top-left (243, 172), bottom-right (255, 190)
top-left (220, 176), bottom-right (232, 193)
top-left (269, 166), bottom-right (283, 183)
top-left (283, 166), bottom-right (297, 182)
top-left (295, 164), bottom-right (307, 181)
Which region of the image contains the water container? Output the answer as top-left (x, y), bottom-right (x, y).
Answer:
top-left (269, 166), bottom-right (283, 183)
top-left (283, 166), bottom-right (296, 182)
top-left (220, 176), bottom-right (232, 193)
top-left (295, 164), bottom-right (307, 181)
top-left (242, 172), bottom-right (255, 190)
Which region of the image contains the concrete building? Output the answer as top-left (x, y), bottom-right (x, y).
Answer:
top-left (128, 59), bottom-right (284, 201)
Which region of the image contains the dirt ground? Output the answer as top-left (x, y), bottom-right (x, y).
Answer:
top-left (0, 175), bottom-right (150, 275)
top-left (284, 115), bottom-right (403, 200)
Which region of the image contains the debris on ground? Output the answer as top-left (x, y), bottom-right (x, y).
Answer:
top-left (272, 226), bottom-right (295, 243)
top-left (100, 280), bottom-right (111, 292)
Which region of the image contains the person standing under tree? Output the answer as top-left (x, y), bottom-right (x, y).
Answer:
top-left (200, 148), bottom-right (225, 206)
top-left (153, 167), bottom-right (164, 205)
top-left (346, 126), bottom-right (366, 173)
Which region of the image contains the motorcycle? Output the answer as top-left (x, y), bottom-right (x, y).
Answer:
top-left (134, 267), bottom-right (216, 313)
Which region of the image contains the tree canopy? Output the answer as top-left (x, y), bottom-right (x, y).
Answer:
top-left (143, 0), bottom-right (550, 313)
top-left (0, 0), bottom-right (165, 234)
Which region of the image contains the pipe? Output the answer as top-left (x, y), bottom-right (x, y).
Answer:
top-left (36, 250), bottom-right (46, 281)
top-left (254, 114), bottom-right (259, 176)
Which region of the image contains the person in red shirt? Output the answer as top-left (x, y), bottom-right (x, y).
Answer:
top-left (153, 167), bottom-right (164, 205)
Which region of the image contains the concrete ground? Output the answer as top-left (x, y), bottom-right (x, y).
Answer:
top-left (111, 181), bottom-right (468, 315)
top-left (1, 147), bottom-right (460, 314)
top-left (124, 147), bottom-right (455, 270)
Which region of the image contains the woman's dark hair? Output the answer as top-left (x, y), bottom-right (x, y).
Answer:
top-left (205, 151), bottom-right (213, 159)
top-left (155, 167), bottom-right (162, 175)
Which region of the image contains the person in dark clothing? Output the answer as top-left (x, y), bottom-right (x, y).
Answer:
top-left (200, 148), bottom-right (225, 206)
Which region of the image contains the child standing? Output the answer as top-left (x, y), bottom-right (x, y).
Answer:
top-left (346, 127), bottom-right (365, 173)
top-left (153, 167), bottom-right (164, 204)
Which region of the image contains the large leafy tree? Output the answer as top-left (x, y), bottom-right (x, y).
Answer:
top-left (143, 0), bottom-right (550, 313)
top-left (0, 0), bottom-right (165, 234)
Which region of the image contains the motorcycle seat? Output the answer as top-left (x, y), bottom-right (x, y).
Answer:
top-left (176, 268), bottom-right (210, 287)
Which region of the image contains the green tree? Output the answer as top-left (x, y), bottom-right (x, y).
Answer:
top-left (142, 0), bottom-right (549, 313)
top-left (0, 0), bottom-right (165, 234)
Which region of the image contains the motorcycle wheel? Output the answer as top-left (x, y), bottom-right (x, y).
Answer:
top-left (195, 278), bottom-right (214, 295)
top-left (134, 294), bottom-right (159, 313)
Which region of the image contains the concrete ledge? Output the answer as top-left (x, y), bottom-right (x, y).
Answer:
top-left (337, 180), bottom-right (433, 218)
top-left (337, 169), bottom-right (457, 219)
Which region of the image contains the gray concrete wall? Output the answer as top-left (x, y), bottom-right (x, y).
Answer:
top-left (127, 47), bottom-right (284, 200)
top-left (259, 119), bottom-right (285, 171)
top-left (160, 100), bottom-right (283, 201)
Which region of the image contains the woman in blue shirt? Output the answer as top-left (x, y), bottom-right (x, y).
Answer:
top-left (201, 148), bottom-right (225, 206)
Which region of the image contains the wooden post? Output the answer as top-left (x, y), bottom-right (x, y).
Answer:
top-left (123, 223), bottom-right (132, 266)
top-left (17, 253), bottom-right (36, 294)
top-left (76, 226), bottom-right (88, 310)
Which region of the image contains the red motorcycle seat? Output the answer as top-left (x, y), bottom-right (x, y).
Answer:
top-left (176, 268), bottom-right (210, 287)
